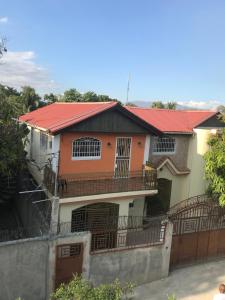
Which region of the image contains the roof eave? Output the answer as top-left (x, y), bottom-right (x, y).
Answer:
top-left (162, 131), bottom-right (193, 135)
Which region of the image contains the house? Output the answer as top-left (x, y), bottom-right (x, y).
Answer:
top-left (127, 106), bottom-right (225, 213)
top-left (20, 101), bottom-right (161, 242)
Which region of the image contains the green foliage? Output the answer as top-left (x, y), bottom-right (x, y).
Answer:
top-left (62, 88), bottom-right (119, 103)
top-left (167, 295), bottom-right (176, 300)
top-left (126, 102), bottom-right (137, 107)
top-left (51, 276), bottom-right (134, 300)
top-left (166, 102), bottom-right (177, 109)
top-left (204, 129), bottom-right (225, 206)
top-left (20, 86), bottom-right (41, 111)
top-left (0, 95), bottom-right (29, 177)
top-left (63, 88), bottom-right (83, 102)
top-left (44, 93), bottom-right (58, 103)
top-left (151, 101), bottom-right (177, 109)
top-left (151, 101), bottom-right (165, 109)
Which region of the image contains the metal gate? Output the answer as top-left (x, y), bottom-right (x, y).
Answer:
top-left (114, 137), bottom-right (131, 178)
top-left (71, 203), bottom-right (119, 251)
top-left (168, 195), bottom-right (225, 269)
top-left (55, 243), bottom-right (83, 288)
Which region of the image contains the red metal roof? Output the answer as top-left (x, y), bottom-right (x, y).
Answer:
top-left (19, 102), bottom-right (118, 133)
top-left (126, 107), bottom-right (217, 133)
top-left (19, 102), bottom-right (217, 134)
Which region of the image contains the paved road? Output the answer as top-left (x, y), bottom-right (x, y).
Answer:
top-left (134, 259), bottom-right (225, 300)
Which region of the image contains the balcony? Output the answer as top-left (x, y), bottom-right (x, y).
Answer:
top-left (44, 167), bottom-right (157, 198)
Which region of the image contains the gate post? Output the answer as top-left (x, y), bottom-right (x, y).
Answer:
top-left (162, 220), bottom-right (173, 277)
top-left (50, 196), bottom-right (60, 235)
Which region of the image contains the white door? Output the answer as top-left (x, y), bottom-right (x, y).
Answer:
top-left (114, 137), bottom-right (131, 178)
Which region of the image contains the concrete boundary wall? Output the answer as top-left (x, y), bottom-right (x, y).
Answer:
top-left (0, 222), bottom-right (172, 300)
top-left (0, 232), bottom-right (91, 300)
top-left (89, 221), bottom-right (173, 286)
top-left (0, 236), bottom-right (49, 300)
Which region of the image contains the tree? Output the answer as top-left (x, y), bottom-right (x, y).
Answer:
top-left (63, 89), bottom-right (82, 102)
top-left (44, 93), bottom-right (58, 103)
top-left (52, 276), bottom-right (134, 300)
top-left (151, 101), bottom-right (177, 109)
top-left (204, 129), bottom-right (225, 206)
top-left (151, 101), bottom-right (165, 109)
top-left (61, 88), bottom-right (119, 103)
top-left (82, 91), bottom-right (99, 102)
top-left (20, 86), bottom-right (41, 111)
top-left (166, 102), bottom-right (177, 110)
top-left (126, 102), bottom-right (137, 107)
top-left (0, 95), bottom-right (29, 202)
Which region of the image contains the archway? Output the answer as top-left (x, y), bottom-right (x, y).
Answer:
top-left (71, 202), bottom-right (119, 232)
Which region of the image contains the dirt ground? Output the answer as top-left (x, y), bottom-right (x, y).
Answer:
top-left (134, 259), bottom-right (225, 300)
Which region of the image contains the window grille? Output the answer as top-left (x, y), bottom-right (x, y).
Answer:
top-left (153, 137), bottom-right (176, 153)
top-left (58, 244), bottom-right (81, 258)
top-left (72, 137), bottom-right (101, 159)
top-left (40, 132), bottom-right (48, 150)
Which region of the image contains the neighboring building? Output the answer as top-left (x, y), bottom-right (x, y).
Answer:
top-left (20, 102), bottom-right (160, 238)
top-left (127, 107), bottom-right (225, 211)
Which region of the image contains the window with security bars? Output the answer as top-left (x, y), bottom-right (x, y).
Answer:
top-left (72, 137), bottom-right (101, 159)
top-left (152, 137), bottom-right (176, 154)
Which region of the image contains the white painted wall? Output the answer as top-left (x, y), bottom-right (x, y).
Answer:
top-left (59, 197), bottom-right (144, 224)
top-left (143, 135), bottom-right (151, 164)
top-left (25, 126), bottom-right (58, 173)
top-left (128, 197), bottom-right (145, 217)
top-left (52, 134), bottom-right (60, 173)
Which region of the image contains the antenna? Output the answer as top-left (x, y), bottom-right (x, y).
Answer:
top-left (126, 73), bottom-right (131, 104)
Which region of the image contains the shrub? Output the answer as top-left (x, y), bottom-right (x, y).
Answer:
top-left (167, 295), bottom-right (176, 300)
top-left (51, 276), bottom-right (134, 300)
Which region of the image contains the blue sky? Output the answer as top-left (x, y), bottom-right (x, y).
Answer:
top-left (1, 0), bottom-right (225, 107)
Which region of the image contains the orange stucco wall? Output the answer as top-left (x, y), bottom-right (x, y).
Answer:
top-left (59, 132), bottom-right (146, 175)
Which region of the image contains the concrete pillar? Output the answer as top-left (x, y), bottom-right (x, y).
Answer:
top-left (161, 220), bottom-right (173, 277)
top-left (50, 196), bottom-right (60, 235)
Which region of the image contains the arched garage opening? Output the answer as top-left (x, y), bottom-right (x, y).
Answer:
top-left (71, 202), bottom-right (119, 232)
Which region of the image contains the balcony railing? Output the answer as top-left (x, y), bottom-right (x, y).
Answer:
top-left (44, 167), bottom-right (157, 198)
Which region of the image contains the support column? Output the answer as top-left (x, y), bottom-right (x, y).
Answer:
top-left (50, 196), bottom-right (60, 235)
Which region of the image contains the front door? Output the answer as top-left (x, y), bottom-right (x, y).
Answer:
top-left (114, 137), bottom-right (131, 178)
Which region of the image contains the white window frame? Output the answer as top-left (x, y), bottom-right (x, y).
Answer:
top-left (152, 136), bottom-right (176, 155)
top-left (72, 137), bottom-right (102, 160)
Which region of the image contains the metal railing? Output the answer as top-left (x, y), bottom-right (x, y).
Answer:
top-left (58, 215), bottom-right (165, 233)
top-left (44, 166), bottom-right (157, 198)
top-left (91, 224), bottom-right (166, 253)
top-left (58, 215), bottom-right (166, 253)
top-left (167, 194), bottom-right (218, 218)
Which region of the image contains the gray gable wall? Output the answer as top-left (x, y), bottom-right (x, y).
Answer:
top-left (196, 114), bottom-right (225, 128)
top-left (66, 109), bottom-right (149, 134)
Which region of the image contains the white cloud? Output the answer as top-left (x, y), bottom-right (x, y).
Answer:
top-left (0, 51), bottom-right (57, 92)
top-left (177, 100), bottom-right (221, 110)
top-left (0, 17), bottom-right (8, 23)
